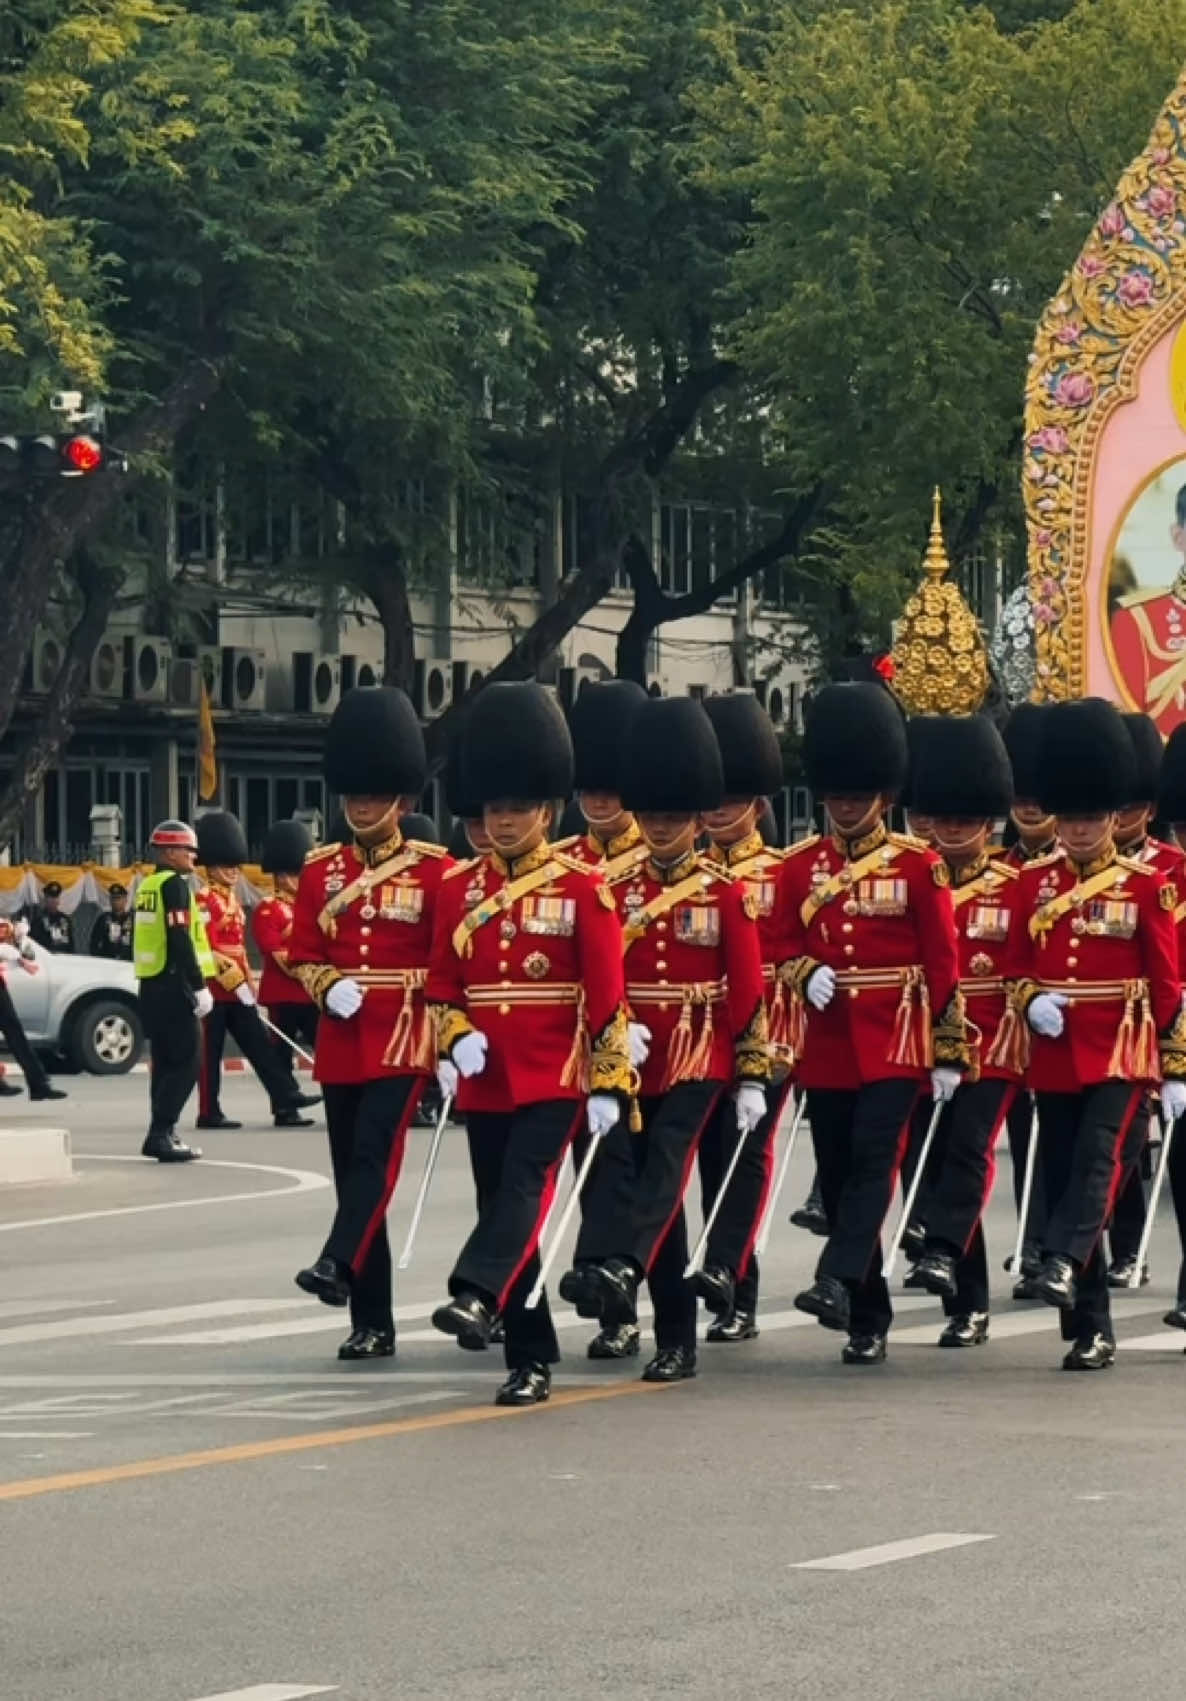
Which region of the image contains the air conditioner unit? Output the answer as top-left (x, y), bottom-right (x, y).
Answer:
top-left (451, 661), bottom-right (484, 702)
top-left (292, 651), bottom-right (341, 714)
top-left (414, 657), bottom-right (454, 718)
top-left (222, 646), bottom-right (267, 711)
top-left (765, 684), bottom-right (789, 725)
top-left (25, 630), bottom-right (65, 695)
top-left (124, 635), bottom-right (172, 704)
top-left (87, 637), bottom-right (123, 700)
top-left (340, 654), bottom-right (379, 694)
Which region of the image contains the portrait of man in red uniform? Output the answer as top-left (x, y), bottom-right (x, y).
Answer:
top-left (1108, 468), bottom-right (1186, 734)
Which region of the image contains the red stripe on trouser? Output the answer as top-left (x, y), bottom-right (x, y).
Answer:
top-left (737, 1076), bottom-right (796, 1279)
top-left (495, 1106), bottom-right (583, 1312)
top-left (1094, 1087), bottom-right (1146, 1256)
top-left (642, 1087), bottom-right (725, 1277)
top-left (960, 1084), bottom-right (1016, 1255)
top-left (860, 1091), bottom-right (921, 1282)
top-left (350, 1080), bottom-right (425, 1274)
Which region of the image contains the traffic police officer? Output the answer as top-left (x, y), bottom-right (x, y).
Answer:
top-left (133, 820), bottom-right (214, 1162)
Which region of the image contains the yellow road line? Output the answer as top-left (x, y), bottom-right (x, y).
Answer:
top-left (0, 1381), bottom-right (660, 1503)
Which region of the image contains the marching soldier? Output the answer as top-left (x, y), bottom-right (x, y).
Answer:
top-left (561, 678), bottom-right (650, 1360)
top-left (993, 697), bottom-right (1186, 1369)
top-left (774, 682), bottom-right (966, 1365)
top-left (903, 716), bottom-right (1021, 1347)
top-left (427, 683), bottom-right (632, 1406)
top-left (560, 696), bottom-right (771, 1384)
top-left (252, 820), bottom-right (318, 1089)
top-left (194, 811), bottom-right (319, 1131)
top-left (88, 884), bottom-right (133, 960)
top-left (289, 687), bottom-right (450, 1360)
top-left (694, 690), bottom-right (791, 1344)
top-left (133, 821), bottom-right (214, 1162)
top-left (999, 703), bottom-right (1057, 1297)
top-left (0, 917), bottom-right (66, 1101)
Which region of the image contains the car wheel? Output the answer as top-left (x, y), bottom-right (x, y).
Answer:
top-left (69, 1000), bottom-right (144, 1075)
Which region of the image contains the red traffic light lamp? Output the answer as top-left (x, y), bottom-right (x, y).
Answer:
top-left (60, 434), bottom-right (103, 475)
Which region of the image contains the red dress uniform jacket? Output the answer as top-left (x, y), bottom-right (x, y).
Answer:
top-left (288, 831), bottom-right (452, 1085)
top-left (949, 854), bottom-right (1022, 1083)
top-left (707, 830), bottom-right (792, 1068)
top-left (557, 822), bottom-right (649, 883)
top-left (610, 849), bottom-right (771, 1099)
top-left (1109, 591), bottom-right (1186, 735)
top-left (994, 849), bottom-right (1184, 1092)
top-left (999, 837), bottom-right (1059, 873)
top-left (773, 824), bottom-right (966, 1089)
top-left (198, 879), bottom-right (252, 1003)
top-left (251, 896), bottom-right (311, 1008)
top-left (427, 841), bottom-right (631, 1114)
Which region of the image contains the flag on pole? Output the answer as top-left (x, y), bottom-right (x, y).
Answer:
top-left (197, 677), bottom-right (218, 802)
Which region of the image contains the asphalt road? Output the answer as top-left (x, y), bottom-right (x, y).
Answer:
top-left (1, 1071), bottom-right (1184, 1701)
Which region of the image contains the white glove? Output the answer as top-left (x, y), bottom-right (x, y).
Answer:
top-left (735, 1083), bottom-right (767, 1134)
top-left (234, 982), bottom-right (256, 1007)
top-left (1026, 991), bottom-right (1068, 1038)
top-left (628, 1022), bottom-right (652, 1067)
top-left (436, 1058), bottom-right (459, 1098)
top-left (193, 988), bottom-right (214, 1019)
top-left (930, 1067), bottom-right (960, 1104)
top-left (326, 977), bottom-right (364, 1020)
top-left (1162, 1081), bottom-right (1186, 1125)
top-left (805, 964), bottom-right (836, 1011)
top-left (586, 1093), bottom-right (620, 1137)
top-left (452, 1030), bottom-right (489, 1078)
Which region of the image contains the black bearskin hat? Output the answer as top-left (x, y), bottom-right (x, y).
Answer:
top-left (757, 798), bottom-right (781, 847)
top-left (620, 698), bottom-right (724, 813)
top-left (911, 716), bottom-right (1014, 819)
top-left (196, 810), bottom-right (248, 867)
top-left (443, 705), bottom-right (481, 820)
top-left (803, 683), bottom-right (908, 797)
top-left (569, 680), bottom-right (647, 792)
top-left (324, 687), bottom-right (427, 798)
top-left (1002, 702), bottom-right (1050, 805)
top-left (901, 717), bottom-right (943, 814)
top-left (260, 819), bottom-right (312, 876)
top-left (400, 812), bottom-right (438, 845)
top-left (1037, 698), bottom-right (1136, 815)
top-left (1159, 724), bottom-right (1186, 823)
top-left (461, 683), bottom-right (574, 806)
top-left (1121, 712), bottom-right (1163, 805)
top-left (703, 693), bottom-right (784, 798)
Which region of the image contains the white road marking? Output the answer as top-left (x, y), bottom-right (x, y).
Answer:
top-left (0, 1298), bottom-right (114, 1321)
top-left (791, 1532), bottom-right (995, 1571)
top-left (0, 1154), bottom-right (330, 1234)
top-left (184, 1687), bottom-right (337, 1701)
top-left (1112, 1331), bottom-right (1185, 1352)
top-left (0, 1299), bottom-right (309, 1349)
top-left (889, 1298), bottom-right (1165, 1346)
top-left (0, 1430), bottom-right (93, 1440)
top-left (221, 1390), bottom-right (466, 1421)
top-left (0, 1372), bottom-right (523, 1386)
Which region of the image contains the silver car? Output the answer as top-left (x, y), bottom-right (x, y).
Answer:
top-left (4, 942), bottom-right (144, 1073)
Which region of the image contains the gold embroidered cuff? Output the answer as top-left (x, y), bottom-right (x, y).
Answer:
top-left (1161, 1010), bottom-right (1186, 1081)
top-left (292, 963), bottom-right (342, 1008)
top-left (734, 1000), bottom-right (773, 1083)
top-left (215, 955), bottom-right (248, 993)
top-left (1008, 978), bottom-right (1043, 1016)
top-left (431, 1002), bottom-right (475, 1060)
top-left (589, 1004), bottom-right (633, 1097)
top-left (932, 989), bottom-right (970, 1071)
top-left (779, 955), bottom-right (822, 998)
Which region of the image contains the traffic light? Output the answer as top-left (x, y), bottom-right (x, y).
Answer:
top-left (0, 431), bottom-right (108, 488)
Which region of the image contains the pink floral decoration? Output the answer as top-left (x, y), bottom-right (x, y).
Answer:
top-left (1052, 372), bottom-right (1094, 408)
top-left (1055, 322), bottom-right (1083, 345)
top-left (1116, 269), bottom-right (1154, 307)
top-left (1034, 530), bottom-right (1053, 549)
top-left (1029, 425), bottom-right (1069, 454)
top-left (1147, 184), bottom-right (1176, 220)
top-left (1098, 202), bottom-right (1127, 236)
top-left (1078, 254), bottom-right (1106, 278)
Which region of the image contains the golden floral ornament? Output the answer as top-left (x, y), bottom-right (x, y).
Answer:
top-left (890, 488), bottom-right (989, 715)
top-left (1025, 71), bottom-right (1186, 700)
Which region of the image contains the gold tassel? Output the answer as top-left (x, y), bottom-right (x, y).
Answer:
top-left (787, 991), bottom-right (807, 1067)
top-left (984, 1005), bottom-right (1030, 1074)
top-left (560, 991), bottom-right (589, 1091)
top-left (662, 999), bottom-right (696, 1090)
top-left (382, 995), bottom-right (417, 1070)
top-left (888, 969), bottom-right (931, 1068)
top-left (686, 1001), bottom-right (716, 1081)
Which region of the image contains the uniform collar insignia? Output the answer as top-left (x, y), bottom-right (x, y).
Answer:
top-left (356, 827), bottom-right (403, 869)
top-left (490, 840), bottom-right (552, 879)
top-left (647, 848), bottom-right (699, 886)
top-left (832, 821), bottom-right (888, 860)
top-left (1018, 837), bottom-right (1058, 863)
top-left (1068, 847), bottom-right (1117, 880)
top-left (587, 821), bottom-right (642, 860)
top-left (718, 830), bottom-right (764, 867)
top-left (950, 851), bottom-right (990, 887)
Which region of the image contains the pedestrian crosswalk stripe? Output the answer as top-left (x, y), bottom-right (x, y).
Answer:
top-left (889, 1297), bottom-right (1166, 1346)
top-left (0, 1300), bottom-right (309, 1349)
top-left (792, 1532), bottom-right (995, 1571)
top-left (1110, 1331), bottom-right (1186, 1352)
top-left (184, 1686), bottom-right (336, 1701)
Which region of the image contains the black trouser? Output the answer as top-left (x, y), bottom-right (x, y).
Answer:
top-left (1107, 1100), bottom-right (1151, 1265)
top-left (266, 1002), bottom-right (319, 1089)
top-left (198, 1001), bottom-right (302, 1119)
top-left (0, 973), bottom-right (52, 1096)
top-left (1167, 1113), bottom-right (1186, 1307)
top-left (451, 1099), bottom-right (579, 1367)
top-left (577, 1081), bottom-right (724, 1354)
top-left (807, 1079), bottom-right (919, 1338)
top-left (918, 1079), bottom-right (1016, 1318)
top-left (463, 1112), bottom-right (567, 1369)
top-left (321, 1075), bottom-right (423, 1335)
top-left (1006, 1090), bottom-right (1047, 1256)
top-left (140, 981), bottom-right (200, 1136)
top-left (700, 1075), bottom-right (794, 1313)
top-left (1037, 1082), bottom-right (1145, 1343)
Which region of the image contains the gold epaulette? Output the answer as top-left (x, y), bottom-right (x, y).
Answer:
top-left (693, 854), bottom-right (734, 886)
top-left (889, 831), bottom-right (929, 851)
top-left (1022, 847), bottom-right (1063, 871)
top-left (1117, 855), bottom-right (1157, 877)
top-left (550, 850), bottom-right (596, 876)
top-left (442, 857), bottom-right (480, 881)
top-left (306, 842), bottom-right (342, 863)
top-left (1118, 584), bottom-right (1170, 610)
top-left (406, 838), bottom-right (447, 859)
top-left (986, 857), bottom-right (1020, 882)
top-left (549, 834), bottom-right (581, 853)
top-left (783, 834), bottom-right (820, 859)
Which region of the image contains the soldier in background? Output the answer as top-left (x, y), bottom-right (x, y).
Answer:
top-left (89, 884), bottom-right (133, 960)
top-left (28, 882), bottom-right (74, 954)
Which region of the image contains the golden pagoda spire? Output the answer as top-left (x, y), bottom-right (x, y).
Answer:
top-left (891, 487), bottom-right (989, 715)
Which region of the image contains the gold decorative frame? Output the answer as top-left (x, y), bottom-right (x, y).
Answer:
top-left (1025, 71), bottom-right (1186, 699)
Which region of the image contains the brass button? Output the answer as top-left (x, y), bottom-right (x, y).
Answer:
top-left (842, 923), bottom-right (853, 934)
top-left (1066, 956), bottom-right (1077, 968)
top-left (656, 959), bottom-right (668, 971)
top-left (498, 1002), bottom-right (510, 1015)
top-left (659, 978), bottom-right (669, 987)
top-left (848, 987), bottom-right (859, 999)
top-left (360, 925), bottom-right (372, 937)
top-left (659, 1001), bottom-right (669, 1012)
top-left (501, 978), bottom-right (511, 988)
top-left (844, 945), bottom-right (855, 956)
top-left (498, 960), bottom-right (509, 973)
top-left (656, 920), bottom-right (668, 932)
top-left (1065, 977), bottom-right (1077, 985)
top-left (359, 944), bottom-right (370, 957)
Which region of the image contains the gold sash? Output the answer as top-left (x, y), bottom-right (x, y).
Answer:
top-left (799, 841), bottom-right (901, 928)
top-left (622, 871), bottom-right (714, 946)
top-left (451, 859), bottom-right (566, 959)
top-left (1029, 865), bottom-right (1127, 941)
top-left (317, 848), bottom-right (425, 937)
